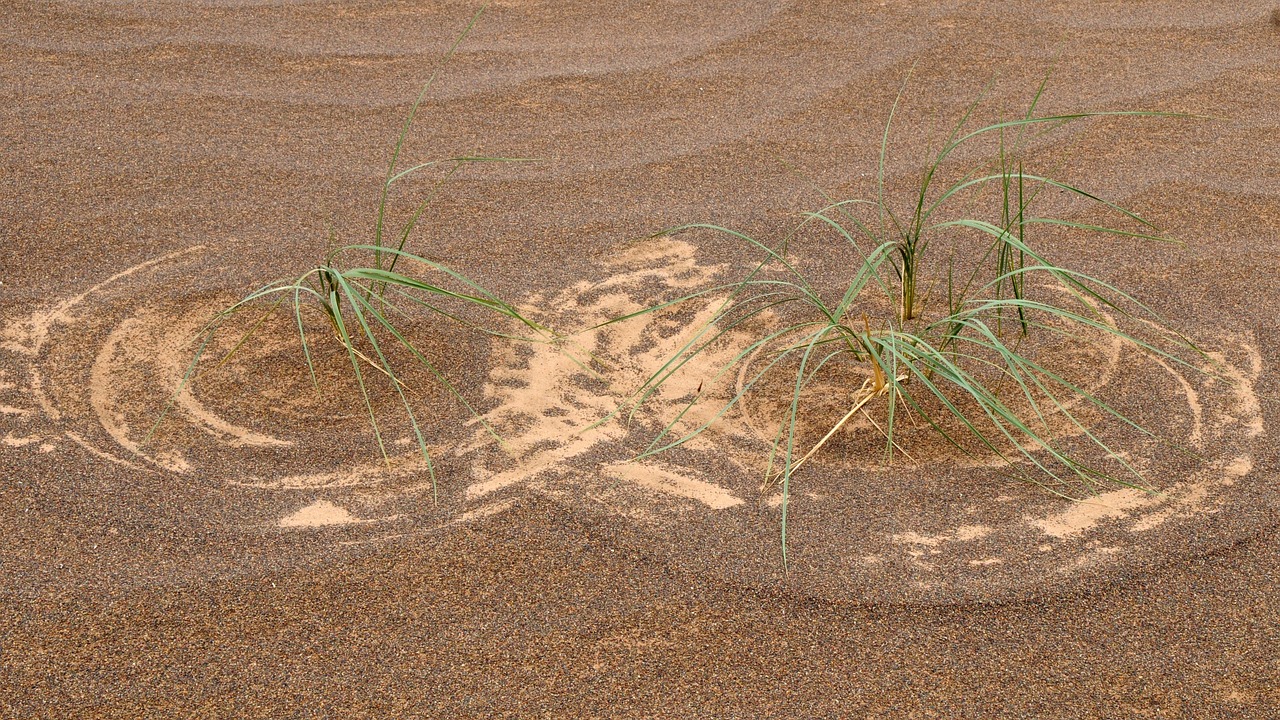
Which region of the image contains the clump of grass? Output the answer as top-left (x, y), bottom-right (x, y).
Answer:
top-left (608, 73), bottom-right (1201, 565)
top-left (153, 5), bottom-right (553, 498)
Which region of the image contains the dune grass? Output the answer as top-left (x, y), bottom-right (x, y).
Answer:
top-left (153, 5), bottom-right (554, 499)
top-left (153, 29), bottom-right (1201, 564)
top-left (603, 74), bottom-right (1200, 564)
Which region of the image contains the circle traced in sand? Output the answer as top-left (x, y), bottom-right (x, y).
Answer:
top-left (455, 236), bottom-right (1269, 603)
top-left (0, 244), bottom-right (498, 535)
top-left (0, 239), bottom-right (1268, 603)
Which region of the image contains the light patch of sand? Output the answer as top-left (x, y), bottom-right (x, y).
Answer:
top-left (1218, 686), bottom-right (1256, 704)
top-left (1226, 455), bottom-right (1252, 478)
top-left (1130, 489), bottom-right (1208, 533)
top-left (599, 237), bottom-right (719, 291)
top-left (27, 370), bottom-right (59, 421)
top-left (465, 427), bottom-right (620, 499)
top-left (455, 498), bottom-right (517, 523)
top-left (336, 501), bottom-right (514, 547)
top-left (279, 500), bottom-right (362, 528)
top-left (889, 525), bottom-right (996, 571)
top-left (461, 238), bottom-right (751, 515)
top-left (954, 525), bottom-right (991, 541)
top-left (894, 531), bottom-right (942, 547)
top-left (1061, 544), bottom-right (1121, 573)
top-left (603, 462), bottom-right (743, 509)
top-left (1030, 489), bottom-right (1156, 539)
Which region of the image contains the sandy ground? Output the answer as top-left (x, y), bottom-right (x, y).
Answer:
top-left (3, 1), bottom-right (1280, 717)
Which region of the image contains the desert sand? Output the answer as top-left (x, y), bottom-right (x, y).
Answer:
top-left (3, 1), bottom-right (1280, 716)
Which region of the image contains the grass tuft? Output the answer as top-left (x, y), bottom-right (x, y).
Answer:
top-left (152, 4), bottom-right (555, 500)
top-left (605, 73), bottom-right (1202, 567)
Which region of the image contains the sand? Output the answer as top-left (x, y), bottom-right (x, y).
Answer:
top-left (3, 1), bottom-right (1280, 716)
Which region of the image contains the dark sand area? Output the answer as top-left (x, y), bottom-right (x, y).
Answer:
top-left (3, 1), bottom-right (1280, 716)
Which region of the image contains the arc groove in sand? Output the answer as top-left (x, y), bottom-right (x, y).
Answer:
top-left (5, 231), bottom-right (1265, 601)
top-left (3, 245), bottom-right (207, 357)
top-left (19, 247), bottom-right (293, 471)
top-left (89, 317), bottom-right (190, 473)
top-left (147, 313), bottom-right (291, 448)
top-left (3, 246), bottom-right (209, 465)
top-left (64, 431), bottom-right (150, 471)
top-left (1147, 354), bottom-right (1204, 448)
top-left (732, 289), bottom-right (1127, 471)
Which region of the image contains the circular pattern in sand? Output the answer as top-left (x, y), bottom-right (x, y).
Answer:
top-left (456, 237), bottom-right (1269, 603)
top-left (0, 239), bottom-right (1268, 603)
top-left (0, 245), bottom-right (499, 539)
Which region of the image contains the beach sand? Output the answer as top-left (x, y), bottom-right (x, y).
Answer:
top-left (3, 1), bottom-right (1280, 716)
